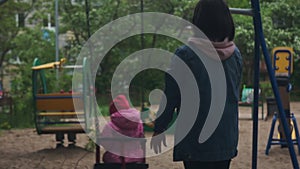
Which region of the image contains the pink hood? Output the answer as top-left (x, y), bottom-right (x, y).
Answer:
top-left (109, 108), bottom-right (143, 137)
top-left (188, 37), bottom-right (236, 61)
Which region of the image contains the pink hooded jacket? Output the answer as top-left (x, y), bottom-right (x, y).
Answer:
top-left (100, 95), bottom-right (144, 163)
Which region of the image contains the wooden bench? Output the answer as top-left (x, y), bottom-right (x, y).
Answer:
top-left (35, 92), bottom-right (85, 141)
top-left (239, 87), bottom-right (264, 120)
top-left (41, 125), bottom-right (85, 134)
top-left (38, 112), bottom-right (84, 117)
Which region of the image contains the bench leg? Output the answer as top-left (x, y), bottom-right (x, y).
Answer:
top-left (56, 132), bottom-right (64, 143)
top-left (68, 132), bottom-right (76, 143)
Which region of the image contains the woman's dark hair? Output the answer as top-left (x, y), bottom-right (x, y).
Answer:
top-left (192, 0), bottom-right (235, 42)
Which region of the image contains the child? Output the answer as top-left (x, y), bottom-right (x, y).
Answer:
top-left (100, 94), bottom-right (145, 164)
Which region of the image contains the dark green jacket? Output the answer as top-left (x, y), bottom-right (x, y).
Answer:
top-left (154, 45), bottom-right (243, 161)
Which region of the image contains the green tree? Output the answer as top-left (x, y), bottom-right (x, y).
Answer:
top-left (228, 0), bottom-right (300, 90)
top-left (2, 0), bottom-right (300, 128)
top-left (0, 1), bottom-right (30, 68)
top-left (0, 0), bottom-right (70, 127)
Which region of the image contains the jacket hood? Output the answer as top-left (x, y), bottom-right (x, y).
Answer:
top-left (110, 108), bottom-right (142, 132)
top-left (109, 95), bottom-right (130, 114)
top-left (188, 37), bottom-right (236, 61)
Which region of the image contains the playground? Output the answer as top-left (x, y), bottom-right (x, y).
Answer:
top-left (1, 103), bottom-right (300, 169)
top-left (1, 0), bottom-right (300, 168)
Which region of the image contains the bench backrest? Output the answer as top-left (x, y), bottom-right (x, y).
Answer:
top-left (36, 93), bottom-right (83, 112)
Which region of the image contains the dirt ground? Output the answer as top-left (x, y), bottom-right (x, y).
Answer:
top-left (1, 102), bottom-right (300, 169)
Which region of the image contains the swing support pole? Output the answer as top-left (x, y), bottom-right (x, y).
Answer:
top-left (231, 0), bottom-right (299, 168)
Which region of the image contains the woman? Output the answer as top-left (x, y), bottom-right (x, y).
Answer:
top-left (151, 0), bottom-right (243, 169)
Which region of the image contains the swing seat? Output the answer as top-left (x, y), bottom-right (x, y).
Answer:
top-left (94, 163), bottom-right (149, 169)
top-left (94, 137), bottom-right (149, 169)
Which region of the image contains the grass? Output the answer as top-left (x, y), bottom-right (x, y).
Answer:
top-left (0, 105), bottom-right (111, 130)
top-left (99, 105), bottom-right (109, 116)
top-left (0, 110), bottom-right (13, 129)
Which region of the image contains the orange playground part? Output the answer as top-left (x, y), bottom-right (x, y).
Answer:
top-left (32, 57), bottom-right (94, 143)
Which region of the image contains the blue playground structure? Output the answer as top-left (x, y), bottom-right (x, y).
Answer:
top-left (230, 0), bottom-right (300, 169)
top-left (265, 47), bottom-right (300, 155)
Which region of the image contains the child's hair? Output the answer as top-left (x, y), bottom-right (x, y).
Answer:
top-left (192, 0), bottom-right (235, 42)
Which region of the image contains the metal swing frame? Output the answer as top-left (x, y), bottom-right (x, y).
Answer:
top-left (231, 0), bottom-right (299, 168)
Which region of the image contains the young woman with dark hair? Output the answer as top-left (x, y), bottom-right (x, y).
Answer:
top-left (151, 0), bottom-right (242, 169)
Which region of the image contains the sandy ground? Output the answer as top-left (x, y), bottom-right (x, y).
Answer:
top-left (1, 102), bottom-right (300, 169)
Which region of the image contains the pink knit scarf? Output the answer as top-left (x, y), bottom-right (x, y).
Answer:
top-left (188, 37), bottom-right (236, 61)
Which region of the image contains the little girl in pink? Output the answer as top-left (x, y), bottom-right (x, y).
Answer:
top-left (100, 94), bottom-right (144, 163)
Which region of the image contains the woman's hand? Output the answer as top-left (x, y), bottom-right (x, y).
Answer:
top-left (150, 131), bottom-right (167, 154)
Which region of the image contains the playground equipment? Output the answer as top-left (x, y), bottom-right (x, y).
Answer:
top-left (85, 0), bottom-right (300, 168)
top-left (230, 1), bottom-right (299, 168)
top-left (94, 137), bottom-right (149, 169)
top-left (90, 5), bottom-right (300, 169)
top-left (265, 47), bottom-right (300, 154)
top-left (32, 57), bottom-right (93, 143)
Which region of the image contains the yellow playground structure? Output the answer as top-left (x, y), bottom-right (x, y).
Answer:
top-left (32, 57), bottom-right (94, 143)
top-left (266, 47), bottom-right (300, 155)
